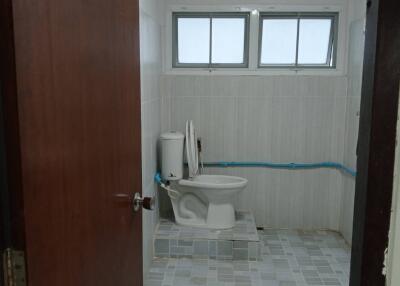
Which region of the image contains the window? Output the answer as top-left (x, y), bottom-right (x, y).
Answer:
top-left (171, 11), bottom-right (340, 71)
top-left (259, 13), bottom-right (338, 68)
top-left (173, 12), bottom-right (250, 68)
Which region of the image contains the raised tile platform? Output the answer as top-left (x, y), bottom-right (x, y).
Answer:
top-left (153, 211), bottom-right (261, 261)
top-left (146, 229), bottom-right (351, 286)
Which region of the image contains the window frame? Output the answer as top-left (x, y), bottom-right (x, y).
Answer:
top-left (258, 12), bottom-right (339, 69)
top-left (172, 12), bottom-right (250, 68)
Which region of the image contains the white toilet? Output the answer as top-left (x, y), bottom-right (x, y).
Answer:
top-left (160, 121), bottom-right (247, 229)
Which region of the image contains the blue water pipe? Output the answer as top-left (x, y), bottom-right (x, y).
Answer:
top-left (154, 161), bottom-right (356, 182)
top-left (202, 161), bottom-right (356, 177)
top-left (154, 172), bottom-right (163, 184)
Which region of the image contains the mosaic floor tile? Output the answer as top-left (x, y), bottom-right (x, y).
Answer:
top-left (146, 229), bottom-right (350, 286)
top-left (154, 212), bottom-right (261, 260)
top-left (155, 211), bottom-right (259, 241)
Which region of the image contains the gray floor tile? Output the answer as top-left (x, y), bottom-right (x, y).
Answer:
top-left (145, 229), bottom-right (350, 286)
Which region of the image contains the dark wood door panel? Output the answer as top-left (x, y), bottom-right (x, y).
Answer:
top-left (10, 0), bottom-right (142, 285)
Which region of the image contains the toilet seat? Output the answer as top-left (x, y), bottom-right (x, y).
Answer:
top-left (185, 120), bottom-right (198, 178)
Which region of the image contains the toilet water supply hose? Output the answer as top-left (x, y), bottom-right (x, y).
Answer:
top-left (154, 173), bottom-right (180, 198)
top-left (154, 161), bottom-right (357, 185)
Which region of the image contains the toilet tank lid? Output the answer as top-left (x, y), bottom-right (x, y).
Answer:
top-left (160, 131), bottom-right (184, 140)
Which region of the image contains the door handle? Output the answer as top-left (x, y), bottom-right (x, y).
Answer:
top-left (133, 193), bottom-right (155, 212)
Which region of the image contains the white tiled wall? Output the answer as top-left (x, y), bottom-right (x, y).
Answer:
top-left (161, 75), bottom-right (348, 230)
top-left (145, 0), bottom-right (364, 251)
top-left (339, 18), bottom-right (365, 245)
top-left (140, 0), bottom-right (163, 276)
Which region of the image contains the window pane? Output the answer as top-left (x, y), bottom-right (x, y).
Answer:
top-left (212, 18), bottom-right (245, 64)
top-left (177, 18), bottom-right (210, 64)
top-left (260, 19), bottom-right (297, 65)
top-left (298, 19), bottom-right (332, 65)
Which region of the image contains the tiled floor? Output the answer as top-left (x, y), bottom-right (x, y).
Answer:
top-left (145, 229), bottom-right (350, 286)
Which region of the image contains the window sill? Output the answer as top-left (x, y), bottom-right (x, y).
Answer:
top-left (164, 67), bottom-right (345, 76)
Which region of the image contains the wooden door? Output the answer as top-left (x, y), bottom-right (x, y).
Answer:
top-left (1, 0), bottom-right (143, 285)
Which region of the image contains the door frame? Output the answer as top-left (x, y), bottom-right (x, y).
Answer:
top-left (350, 0), bottom-right (400, 285)
top-left (0, 87), bottom-right (11, 286)
top-left (0, 0), bottom-right (26, 247)
top-left (0, 0), bottom-right (38, 284)
top-left (0, 0), bottom-right (26, 259)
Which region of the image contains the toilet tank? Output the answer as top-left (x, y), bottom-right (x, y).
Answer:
top-left (160, 132), bottom-right (184, 181)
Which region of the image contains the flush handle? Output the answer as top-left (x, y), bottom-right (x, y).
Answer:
top-left (133, 193), bottom-right (155, 212)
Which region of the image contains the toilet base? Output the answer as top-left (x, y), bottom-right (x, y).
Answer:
top-left (206, 202), bottom-right (235, 229)
top-left (170, 191), bottom-right (237, 229)
top-left (166, 175), bottom-right (247, 230)
top-left (173, 202), bottom-right (236, 229)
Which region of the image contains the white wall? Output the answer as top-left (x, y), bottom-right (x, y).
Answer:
top-left (339, 0), bottom-right (365, 245)
top-left (139, 0), bottom-right (164, 276)
top-left (161, 75), bottom-right (347, 230)
top-left (387, 89), bottom-right (400, 285)
top-left (158, 0), bottom-right (361, 231)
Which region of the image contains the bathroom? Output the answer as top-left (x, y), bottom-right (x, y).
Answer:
top-left (2, 0), bottom-right (400, 284)
top-left (141, 0), bottom-right (365, 285)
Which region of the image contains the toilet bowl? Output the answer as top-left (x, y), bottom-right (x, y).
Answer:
top-left (178, 175), bottom-right (247, 228)
top-left (160, 121), bottom-right (248, 229)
